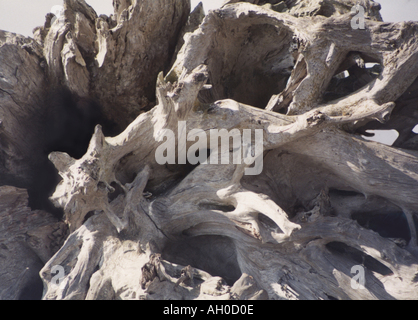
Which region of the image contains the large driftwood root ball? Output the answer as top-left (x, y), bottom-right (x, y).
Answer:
top-left (1, 0), bottom-right (418, 300)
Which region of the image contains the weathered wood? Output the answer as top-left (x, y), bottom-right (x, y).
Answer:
top-left (1, 0), bottom-right (418, 300)
top-left (0, 187), bottom-right (66, 300)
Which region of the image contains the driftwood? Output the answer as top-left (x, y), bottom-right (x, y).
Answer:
top-left (1, 0), bottom-right (418, 300)
top-left (0, 186), bottom-right (66, 300)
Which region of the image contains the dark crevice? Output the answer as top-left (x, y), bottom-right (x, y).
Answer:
top-left (18, 273), bottom-right (44, 300)
top-left (43, 87), bottom-right (113, 159)
top-left (323, 53), bottom-right (382, 102)
top-left (83, 211), bottom-right (96, 224)
top-left (148, 162), bottom-right (202, 198)
top-left (326, 242), bottom-right (393, 276)
top-left (17, 253), bottom-right (45, 300)
top-left (162, 235), bottom-right (241, 286)
top-left (117, 149), bottom-right (211, 199)
top-left (2, 86), bottom-right (114, 220)
top-left (198, 203), bottom-right (236, 212)
top-left (108, 182), bottom-right (125, 202)
top-left (352, 211), bottom-right (411, 243)
top-left (26, 158), bottom-right (63, 218)
top-left (329, 188), bottom-right (364, 198)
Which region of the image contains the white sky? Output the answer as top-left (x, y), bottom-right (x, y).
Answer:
top-left (363, 129), bottom-right (399, 145)
top-left (192, 0), bottom-right (224, 12)
top-left (0, 1), bottom-right (226, 37)
top-left (0, 0), bottom-right (416, 37)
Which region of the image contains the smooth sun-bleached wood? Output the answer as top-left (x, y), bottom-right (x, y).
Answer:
top-left (1, 0), bottom-right (418, 300)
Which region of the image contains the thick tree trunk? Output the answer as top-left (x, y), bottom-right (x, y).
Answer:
top-left (1, 0), bottom-right (418, 300)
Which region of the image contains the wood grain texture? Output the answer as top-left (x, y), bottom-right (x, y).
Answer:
top-left (1, 0), bottom-right (418, 300)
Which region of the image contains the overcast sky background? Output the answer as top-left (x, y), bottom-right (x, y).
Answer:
top-left (1, 0), bottom-right (417, 37)
top-left (0, 0), bottom-right (417, 143)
